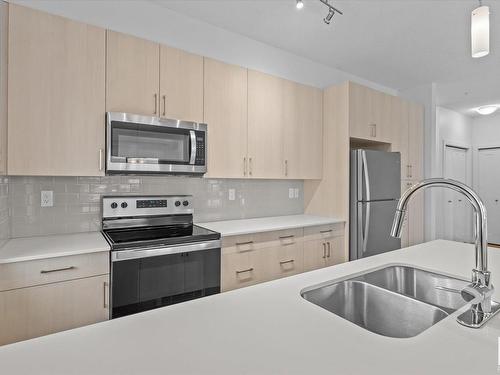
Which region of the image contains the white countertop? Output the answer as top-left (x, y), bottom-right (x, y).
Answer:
top-left (0, 232), bottom-right (110, 264)
top-left (0, 240), bottom-right (500, 374)
top-left (197, 214), bottom-right (344, 236)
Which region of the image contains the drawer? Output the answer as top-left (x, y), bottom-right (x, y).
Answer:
top-left (304, 223), bottom-right (344, 241)
top-left (0, 252), bottom-right (110, 292)
top-left (266, 241), bottom-right (304, 280)
top-left (221, 250), bottom-right (266, 292)
top-left (222, 228), bottom-right (303, 255)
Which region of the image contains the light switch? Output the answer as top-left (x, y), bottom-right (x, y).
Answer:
top-left (41, 190), bottom-right (53, 207)
top-left (228, 189), bottom-right (236, 201)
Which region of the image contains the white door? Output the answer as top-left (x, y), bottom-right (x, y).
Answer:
top-left (443, 146), bottom-right (472, 242)
top-left (477, 148), bottom-right (500, 245)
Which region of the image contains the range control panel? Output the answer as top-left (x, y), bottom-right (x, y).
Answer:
top-left (102, 195), bottom-right (193, 218)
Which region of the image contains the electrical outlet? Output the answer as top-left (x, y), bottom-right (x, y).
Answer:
top-left (294, 188), bottom-right (299, 199)
top-left (289, 188), bottom-right (294, 199)
top-left (228, 189), bottom-right (236, 201)
top-left (41, 190), bottom-right (53, 207)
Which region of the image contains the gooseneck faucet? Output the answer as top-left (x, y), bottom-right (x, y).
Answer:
top-left (391, 178), bottom-right (500, 328)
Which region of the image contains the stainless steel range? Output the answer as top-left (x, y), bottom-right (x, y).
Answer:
top-left (101, 195), bottom-right (221, 319)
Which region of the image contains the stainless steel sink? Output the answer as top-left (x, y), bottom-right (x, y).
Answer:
top-left (353, 265), bottom-right (469, 314)
top-left (301, 265), bottom-right (469, 338)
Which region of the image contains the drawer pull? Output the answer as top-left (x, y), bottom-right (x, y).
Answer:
top-left (236, 267), bottom-right (254, 274)
top-left (40, 266), bottom-right (76, 274)
top-left (327, 242), bottom-right (331, 258)
top-left (322, 243), bottom-right (327, 258)
top-left (279, 235), bottom-right (295, 239)
top-left (236, 241), bottom-right (254, 246)
top-left (279, 259), bottom-right (295, 265)
top-left (320, 229), bottom-right (333, 234)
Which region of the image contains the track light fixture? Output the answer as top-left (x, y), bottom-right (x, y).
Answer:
top-left (319, 0), bottom-right (343, 25)
top-left (296, 0), bottom-right (304, 9)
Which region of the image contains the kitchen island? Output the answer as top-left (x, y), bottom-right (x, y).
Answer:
top-left (0, 240), bottom-right (499, 375)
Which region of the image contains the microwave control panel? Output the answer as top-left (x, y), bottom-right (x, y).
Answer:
top-left (194, 131), bottom-right (206, 165)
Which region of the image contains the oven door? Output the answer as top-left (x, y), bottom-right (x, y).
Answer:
top-left (106, 112), bottom-right (207, 174)
top-left (110, 241), bottom-right (221, 319)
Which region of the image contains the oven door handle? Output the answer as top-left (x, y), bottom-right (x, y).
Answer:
top-left (111, 239), bottom-right (221, 262)
top-left (189, 130), bottom-right (197, 165)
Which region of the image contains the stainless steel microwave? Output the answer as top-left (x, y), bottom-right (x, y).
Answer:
top-left (106, 112), bottom-right (207, 175)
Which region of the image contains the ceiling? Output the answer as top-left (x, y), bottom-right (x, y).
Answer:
top-left (153, 0), bottom-right (500, 116)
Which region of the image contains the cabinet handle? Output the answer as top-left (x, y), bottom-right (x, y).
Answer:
top-left (40, 266), bottom-right (76, 274)
top-left (99, 149), bottom-right (104, 171)
top-left (409, 164), bottom-right (413, 178)
top-left (162, 95), bottom-right (166, 117)
top-left (249, 157), bottom-right (253, 176)
top-left (327, 242), bottom-right (331, 258)
top-left (154, 93), bottom-right (158, 115)
top-left (279, 259), bottom-right (295, 265)
top-left (373, 124), bottom-right (377, 137)
top-left (320, 229), bottom-right (333, 234)
top-left (285, 159), bottom-right (288, 177)
top-left (279, 235), bottom-right (295, 239)
top-left (103, 281), bottom-right (108, 308)
top-left (236, 267), bottom-right (254, 274)
top-left (236, 241), bottom-right (254, 246)
top-left (243, 157), bottom-right (247, 176)
top-left (322, 243), bottom-right (326, 258)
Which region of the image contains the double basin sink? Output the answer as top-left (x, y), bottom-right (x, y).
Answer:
top-left (301, 265), bottom-right (469, 338)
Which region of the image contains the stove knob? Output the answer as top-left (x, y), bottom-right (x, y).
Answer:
top-left (111, 202), bottom-right (118, 209)
top-left (121, 202), bottom-right (128, 209)
top-left (183, 200), bottom-right (189, 207)
top-left (175, 201), bottom-right (181, 207)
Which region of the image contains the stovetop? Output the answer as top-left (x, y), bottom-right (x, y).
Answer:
top-left (103, 224), bottom-right (220, 251)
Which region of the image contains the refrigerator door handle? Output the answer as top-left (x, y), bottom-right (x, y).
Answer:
top-left (362, 150), bottom-right (371, 202)
top-left (362, 202), bottom-right (371, 256)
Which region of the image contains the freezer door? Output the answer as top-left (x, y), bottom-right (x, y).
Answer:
top-left (356, 150), bottom-right (401, 201)
top-left (352, 200), bottom-right (401, 260)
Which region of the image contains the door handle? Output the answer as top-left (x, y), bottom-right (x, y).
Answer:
top-left (154, 93), bottom-right (158, 115)
top-left (327, 242), bottom-right (331, 258)
top-left (279, 259), bottom-right (295, 265)
top-left (162, 95), bottom-right (166, 117)
top-left (236, 268), bottom-right (254, 274)
top-left (103, 281), bottom-right (108, 308)
top-left (322, 243), bottom-right (326, 258)
top-left (243, 157), bottom-right (247, 176)
top-left (99, 149), bottom-right (104, 171)
top-left (189, 130), bottom-right (196, 165)
top-left (409, 164), bottom-right (413, 178)
top-left (249, 157), bottom-right (253, 176)
top-left (285, 159), bottom-right (288, 177)
top-left (40, 266), bottom-right (76, 274)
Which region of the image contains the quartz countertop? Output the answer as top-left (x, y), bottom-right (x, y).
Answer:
top-left (197, 214), bottom-right (344, 236)
top-left (0, 232), bottom-right (110, 264)
top-left (0, 240), bottom-right (499, 374)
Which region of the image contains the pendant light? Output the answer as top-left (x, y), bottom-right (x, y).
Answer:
top-left (471, 2), bottom-right (490, 58)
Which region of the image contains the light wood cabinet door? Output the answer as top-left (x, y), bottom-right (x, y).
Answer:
top-left (0, 275), bottom-right (109, 346)
top-left (204, 58), bottom-right (248, 178)
top-left (8, 5), bottom-right (106, 176)
top-left (390, 96), bottom-right (410, 179)
top-left (106, 31), bottom-right (159, 116)
top-left (372, 90), bottom-right (392, 143)
top-left (324, 236), bottom-right (345, 267)
top-left (407, 180), bottom-right (425, 246)
top-left (408, 102), bottom-right (424, 181)
top-left (248, 70), bottom-right (284, 179)
top-left (159, 46), bottom-right (203, 123)
top-left (349, 82), bottom-right (373, 140)
top-left (283, 81), bottom-right (323, 179)
top-left (400, 181), bottom-right (412, 248)
top-left (303, 239), bottom-right (327, 272)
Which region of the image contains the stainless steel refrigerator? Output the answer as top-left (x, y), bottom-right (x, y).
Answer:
top-left (350, 149), bottom-right (401, 260)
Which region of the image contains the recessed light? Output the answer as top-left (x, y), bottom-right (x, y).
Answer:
top-left (296, 0), bottom-right (304, 9)
top-left (476, 105), bottom-right (499, 115)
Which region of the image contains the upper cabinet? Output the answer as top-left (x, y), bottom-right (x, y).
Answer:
top-left (106, 31), bottom-right (203, 122)
top-left (348, 82), bottom-right (391, 143)
top-left (408, 102), bottom-right (424, 181)
top-left (106, 31), bottom-right (159, 116)
top-left (160, 46), bottom-right (203, 123)
top-left (283, 81), bottom-right (323, 179)
top-left (8, 4), bottom-right (106, 176)
top-left (204, 58), bottom-right (248, 178)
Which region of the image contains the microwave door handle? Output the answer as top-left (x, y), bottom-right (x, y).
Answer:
top-left (189, 130), bottom-right (196, 165)
top-left (126, 157), bottom-right (159, 164)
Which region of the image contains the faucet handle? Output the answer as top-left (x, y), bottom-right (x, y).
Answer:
top-left (472, 268), bottom-right (491, 287)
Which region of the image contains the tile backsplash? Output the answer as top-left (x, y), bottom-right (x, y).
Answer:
top-left (8, 176), bottom-right (304, 238)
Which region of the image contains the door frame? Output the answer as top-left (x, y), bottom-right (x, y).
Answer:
top-left (473, 143), bottom-right (500, 192)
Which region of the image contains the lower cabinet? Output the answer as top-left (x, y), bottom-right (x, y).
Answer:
top-left (221, 224), bottom-right (345, 292)
top-left (0, 275), bottom-right (109, 346)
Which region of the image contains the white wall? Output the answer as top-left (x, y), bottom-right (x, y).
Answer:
top-left (473, 113), bottom-right (500, 148)
top-left (8, 0), bottom-right (397, 95)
